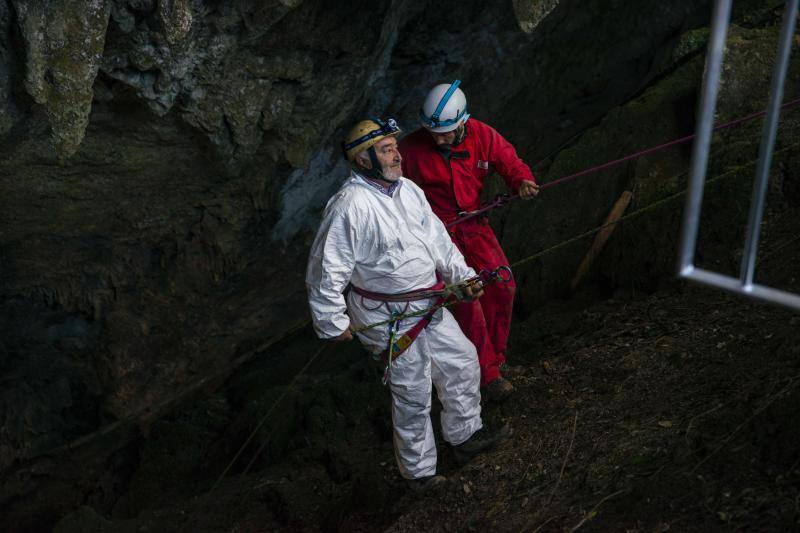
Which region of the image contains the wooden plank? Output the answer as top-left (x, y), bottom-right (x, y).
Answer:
top-left (570, 191), bottom-right (633, 291)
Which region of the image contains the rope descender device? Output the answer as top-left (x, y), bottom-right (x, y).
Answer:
top-left (479, 265), bottom-right (514, 284)
top-left (451, 194), bottom-right (514, 228)
top-left (445, 265), bottom-right (514, 300)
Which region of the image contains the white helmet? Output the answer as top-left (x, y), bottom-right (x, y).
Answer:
top-left (419, 80), bottom-right (470, 133)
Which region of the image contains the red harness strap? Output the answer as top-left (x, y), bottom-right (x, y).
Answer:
top-left (349, 268), bottom-right (512, 383)
top-left (350, 281), bottom-right (447, 366)
top-left (378, 295), bottom-right (446, 364)
top-left (350, 280), bottom-right (446, 302)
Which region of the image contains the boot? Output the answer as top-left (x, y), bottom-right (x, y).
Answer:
top-left (406, 474), bottom-right (447, 493)
top-left (484, 377), bottom-right (514, 403)
top-left (452, 422), bottom-right (512, 464)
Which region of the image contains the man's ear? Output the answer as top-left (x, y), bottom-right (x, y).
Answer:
top-left (355, 155), bottom-right (372, 170)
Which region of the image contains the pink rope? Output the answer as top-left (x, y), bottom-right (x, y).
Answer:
top-left (541, 95), bottom-right (800, 191)
top-left (446, 96), bottom-right (800, 228)
top-left (445, 195), bottom-right (508, 227)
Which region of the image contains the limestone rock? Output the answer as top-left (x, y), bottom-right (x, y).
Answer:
top-left (0, 1), bottom-right (18, 136)
top-left (12, 0), bottom-right (112, 160)
top-left (512, 0), bottom-right (561, 33)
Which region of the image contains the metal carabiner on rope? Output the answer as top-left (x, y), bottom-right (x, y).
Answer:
top-left (444, 265), bottom-right (514, 300)
top-left (381, 311), bottom-right (403, 385)
top-left (479, 265), bottom-right (513, 284)
top-left (473, 265), bottom-right (514, 287)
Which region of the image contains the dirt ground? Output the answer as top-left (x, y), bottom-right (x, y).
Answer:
top-left (383, 286), bottom-right (800, 532)
top-left (207, 283), bottom-right (800, 532)
top-left (52, 205), bottom-right (800, 533)
top-left (375, 208), bottom-right (800, 532)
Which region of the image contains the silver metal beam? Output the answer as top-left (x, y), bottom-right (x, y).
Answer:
top-left (677, 0), bottom-right (733, 275)
top-left (740, 0), bottom-right (799, 286)
top-left (677, 0), bottom-right (800, 312)
top-left (682, 266), bottom-right (800, 310)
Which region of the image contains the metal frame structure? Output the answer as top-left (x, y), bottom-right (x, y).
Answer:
top-left (677, 0), bottom-right (800, 311)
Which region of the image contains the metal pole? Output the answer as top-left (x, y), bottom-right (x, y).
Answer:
top-left (677, 0), bottom-right (733, 276)
top-left (685, 268), bottom-right (800, 311)
top-left (739, 0), bottom-right (799, 287)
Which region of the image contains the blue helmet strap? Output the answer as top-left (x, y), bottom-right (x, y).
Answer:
top-left (422, 80), bottom-right (468, 129)
top-left (430, 80), bottom-right (461, 123)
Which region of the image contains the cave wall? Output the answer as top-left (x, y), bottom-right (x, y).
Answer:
top-left (501, 3), bottom-right (800, 309)
top-left (0, 0), bottom-right (734, 525)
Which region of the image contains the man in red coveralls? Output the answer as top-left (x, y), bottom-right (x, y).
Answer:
top-left (400, 80), bottom-right (539, 401)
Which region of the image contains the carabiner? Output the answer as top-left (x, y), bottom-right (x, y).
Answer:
top-left (382, 312), bottom-right (403, 385)
top-left (495, 265), bottom-right (513, 283)
top-left (494, 193), bottom-right (511, 207)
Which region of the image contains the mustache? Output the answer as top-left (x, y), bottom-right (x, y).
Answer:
top-left (383, 163), bottom-right (402, 174)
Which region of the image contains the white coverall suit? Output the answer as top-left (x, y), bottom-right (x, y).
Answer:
top-left (306, 171), bottom-right (483, 479)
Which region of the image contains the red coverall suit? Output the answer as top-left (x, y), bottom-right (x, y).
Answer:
top-left (400, 119), bottom-right (537, 387)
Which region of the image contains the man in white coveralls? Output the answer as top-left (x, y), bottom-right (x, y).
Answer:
top-left (306, 117), bottom-right (510, 491)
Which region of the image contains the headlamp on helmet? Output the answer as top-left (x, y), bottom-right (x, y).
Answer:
top-left (342, 118), bottom-right (401, 162)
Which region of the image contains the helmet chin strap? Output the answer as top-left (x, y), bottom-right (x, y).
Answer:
top-left (453, 122), bottom-right (467, 146)
top-left (368, 146), bottom-right (382, 175)
top-left (357, 146), bottom-right (391, 182)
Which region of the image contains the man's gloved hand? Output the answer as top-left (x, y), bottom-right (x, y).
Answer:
top-left (462, 281), bottom-right (485, 301)
top-left (519, 180), bottom-right (540, 199)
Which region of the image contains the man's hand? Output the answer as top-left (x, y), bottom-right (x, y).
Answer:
top-left (518, 180), bottom-right (540, 199)
top-left (463, 281), bottom-right (485, 301)
top-left (333, 329), bottom-right (354, 342)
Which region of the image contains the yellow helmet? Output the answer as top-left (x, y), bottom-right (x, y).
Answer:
top-left (342, 118), bottom-right (401, 162)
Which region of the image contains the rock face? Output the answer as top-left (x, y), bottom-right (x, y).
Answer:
top-left (504, 13), bottom-right (800, 308)
top-left (10, 0), bottom-right (798, 529)
top-left (13, 0), bottom-right (112, 160)
top-left (512, 0), bottom-right (562, 33)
